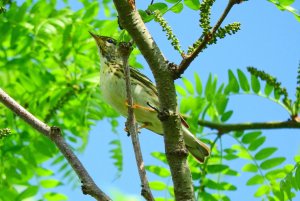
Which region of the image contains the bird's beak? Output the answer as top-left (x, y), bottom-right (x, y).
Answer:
top-left (89, 31), bottom-right (97, 39)
top-left (89, 31), bottom-right (105, 49)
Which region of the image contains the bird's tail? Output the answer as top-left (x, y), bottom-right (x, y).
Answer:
top-left (182, 126), bottom-right (210, 163)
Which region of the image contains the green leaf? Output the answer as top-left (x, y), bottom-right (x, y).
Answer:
top-left (165, 0), bottom-right (180, 3)
top-left (36, 167), bottom-right (54, 176)
top-left (182, 77), bottom-right (194, 95)
top-left (225, 70), bottom-right (239, 94)
top-left (265, 169), bottom-right (286, 180)
top-left (295, 165), bottom-right (300, 189)
top-left (242, 163), bottom-right (258, 172)
top-left (82, 1), bottom-right (99, 21)
top-left (232, 144), bottom-right (252, 160)
top-left (145, 165), bottom-right (171, 177)
top-left (248, 136), bottom-right (266, 151)
top-left (148, 3), bottom-right (168, 12)
top-left (255, 147), bottom-right (277, 160)
top-left (176, 85), bottom-right (187, 96)
top-left (109, 139), bottom-right (123, 175)
top-left (260, 157), bottom-right (286, 170)
top-left (264, 83), bottom-right (273, 96)
top-left (151, 152), bottom-right (168, 164)
top-left (219, 182), bottom-right (237, 191)
top-left (184, 0), bottom-right (200, 10)
top-left (294, 155), bottom-right (300, 163)
top-left (43, 192), bottom-right (68, 201)
top-left (207, 164), bottom-right (229, 174)
top-left (205, 74), bottom-right (217, 101)
top-left (17, 186), bottom-right (39, 200)
top-left (251, 74), bottom-right (260, 93)
top-left (254, 185), bottom-right (270, 197)
top-left (149, 181), bottom-right (167, 190)
top-left (170, 3), bottom-right (184, 13)
top-left (224, 168), bottom-right (239, 176)
top-left (139, 10), bottom-right (154, 23)
top-left (241, 131), bottom-right (261, 144)
top-left (246, 175), bottom-right (264, 186)
top-left (237, 69), bottom-right (250, 92)
top-left (194, 73), bottom-right (202, 95)
top-left (221, 110), bottom-right (233, 122)
top-left (215, 95), bottom-right (228, 115)
top-left (40, 179), bottom-right (62, 188)
top-left (278, 0), bottom-right (295, 6)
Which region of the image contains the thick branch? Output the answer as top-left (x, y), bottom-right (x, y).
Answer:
top-left (0, 88), bottom-right (111, 201)
top-left (176, 0), bottom-right (240, 78)
top-left (119, 43), bottom-right (154, 201)
top-left (112, 1), bottom-right (195, 200)
top-left (197, 119), bottom-right (300, 134)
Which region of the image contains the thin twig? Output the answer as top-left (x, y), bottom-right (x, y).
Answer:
top-left (118, 43), bottom-right (155, 201)
top-left (175, 0), bottom-right (241, 78)
top-left (197, 119), bottom-right (300, 134)
top-left (0, 88), bottom-right (111, 201)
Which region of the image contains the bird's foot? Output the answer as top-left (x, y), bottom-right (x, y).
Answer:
top-left (125, 100), bottom-right (156, 112)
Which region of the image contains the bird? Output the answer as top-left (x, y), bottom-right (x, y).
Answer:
top-left (89, 32), bottom-right (210, 163)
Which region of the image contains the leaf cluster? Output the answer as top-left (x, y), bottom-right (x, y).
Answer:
top-left (0, 0), bottom-right (126, 199)
top-left (146, 70), bottom-right (300, 200)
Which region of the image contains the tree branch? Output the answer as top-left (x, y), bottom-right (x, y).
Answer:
top-left (0, 88), bottom-right (111, 201)
top-left (112, 1), bottom-right (195, 200)
top-left (175, 0), bottom-right (241, 78)
top-left (119, 43), bottom-right (154, 201)
top-left (197, 119), bottom-right (300, 134)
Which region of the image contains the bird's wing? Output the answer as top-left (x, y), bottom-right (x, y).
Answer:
top-left (129, 67), bottom-right (158, 98)
top-left (130, 67), bottom-right (191, 128)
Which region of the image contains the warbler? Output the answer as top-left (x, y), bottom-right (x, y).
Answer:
top-left (90, 32), bottom-right (210, 163)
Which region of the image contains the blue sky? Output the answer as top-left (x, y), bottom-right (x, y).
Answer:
top-left (53, 0), bottom-right (300, 200)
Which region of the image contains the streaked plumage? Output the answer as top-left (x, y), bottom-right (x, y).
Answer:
top-left (90, 33), bottom-right (210, 163)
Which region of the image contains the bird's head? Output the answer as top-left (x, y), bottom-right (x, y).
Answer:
top-left (89, 32), bottom-right (120, 63)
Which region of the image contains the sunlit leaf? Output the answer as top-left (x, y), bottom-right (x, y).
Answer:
top-left (242, 163), bottom-right (258, 172)
top-left (149, 181), bottom-right (167, 190)
top-left (194, 73), bottom-right (203, 95)
top-left (221, 110), bottom-right (233, 122)
top-left (151, 152), bottom-right (168, 164)
top-left (278, 0), bottom-right (295, 6)
top-left (246, 175), bottom-right (264, 186)
top-left (184, 0), bottom-right (200, 10)
top-left (170, 3), bottom-right (184, 13)
top-left (248, 136), bottom-right (266, 151)
top-left (165, 0), bottom-right (180, 3)
top-left (264, 83), bottom-right (273, 96)
top-left (241, 131), bottom-right (261, 144)
top-left (17, 186), bottom-right (39, 200)
top-left (225, 70), bottom-right (239, 93)
top-left (148, 3), bottom-right (168, 13)
top-left (145, 165), bottom-right (171, 177)
top-left (237, 69), bottom-right (250, 92)
top-left (43, 192), bottom-right (68, 201)
top-left (176, 85), bottom-right (187, 96)
top-left (254, 185), bottom-right (270, 197)
top-left (251, 74), bottom-right (260, 93)
top-left (260, 157), bottom-right (286, 170)
top-left (207, 164), bottom-right (229, 173)
top-left (40, 179), bottom-right (62, 188)
top-left (255, 147), bottom-right (277, 160)
top-left (182, 77), bottom-right (194, 95)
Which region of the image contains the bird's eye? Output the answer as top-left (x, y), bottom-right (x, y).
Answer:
top-left (107, 38), bottom-right (115, 44)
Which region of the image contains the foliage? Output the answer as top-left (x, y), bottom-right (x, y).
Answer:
top-left (147, 68), bottom-right (300, 200)
top-left (0, 0), bottom-right (125, 199)
top-left (1, 0), bottom-right (299, 200)
top-left (267, 0), bottom-right (300, 22)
